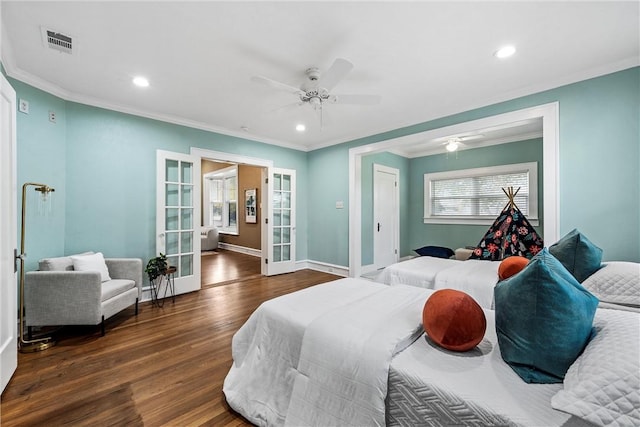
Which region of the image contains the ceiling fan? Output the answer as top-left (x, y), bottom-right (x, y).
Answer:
top-left (251, 58), bottom-right (381, 128)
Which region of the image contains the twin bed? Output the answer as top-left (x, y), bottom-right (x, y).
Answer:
top-left (373, 256), bottom-right (500, 309)
top-left (224, 259), bottom-right (640, 426)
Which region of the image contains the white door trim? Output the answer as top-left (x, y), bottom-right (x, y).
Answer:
top-left (349, 102), bottom-right (560, 278)
top-left (1, 74), bottom-right (18, 393)
top-left (191, 147), bottom-right (274, 272)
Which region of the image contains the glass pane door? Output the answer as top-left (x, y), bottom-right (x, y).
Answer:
top-left (267, 168), bottom-right (296, 275)
top-left (157, 151), bottom-right (200, 295)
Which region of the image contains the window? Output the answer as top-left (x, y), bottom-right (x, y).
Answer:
top-left (204, 165), bottom-right (238, 233)
top-left (424, 162), bottom-right (538, 225)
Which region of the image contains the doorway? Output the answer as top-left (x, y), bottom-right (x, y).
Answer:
top-left (348, 103), bottom-right (560, 278)
top-left (200, 159), bottom-right (263, 287)
top-left (191, 147), bottom-right (298, 286)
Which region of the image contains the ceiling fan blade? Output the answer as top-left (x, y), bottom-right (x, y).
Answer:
top-left (268, 101), bottom-right (303, 114)
top-left (330, 94), bottom-right (381, 105)
top-left (433, 133), bottom-right (484, 143)
top-left (318, 58), bottom-right (353, 90)
top-left (460, 134), bottom-right (485, 142)
top-left (251, 75), bottom-right (303, 96)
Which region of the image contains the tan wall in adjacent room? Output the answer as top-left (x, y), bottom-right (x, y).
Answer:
top-left (201, 160), bottom-right (262, 250)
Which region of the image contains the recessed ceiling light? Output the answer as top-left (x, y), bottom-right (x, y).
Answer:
top-left (295, 123), bottom-right (306, 132)
top-left (133, 76), bottom-right (149, 87)
top-left (494, 45), bottom-right (516, 59)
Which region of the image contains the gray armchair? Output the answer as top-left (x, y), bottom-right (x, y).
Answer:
top-left (201, 226), bottom-right (219, 251)
top-left (24, 255), bottom-right (143, 336)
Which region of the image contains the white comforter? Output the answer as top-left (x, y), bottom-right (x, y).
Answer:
top-left (223, 278), bottom-right (431, 426)
top-left (375, 256), bottom-right (500, 308)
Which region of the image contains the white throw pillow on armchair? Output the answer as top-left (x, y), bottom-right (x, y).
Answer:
top-left (71, 252), bottom-right (111, 282)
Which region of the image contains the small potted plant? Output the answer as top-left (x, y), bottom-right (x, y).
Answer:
top-left (145, 253), bottom-right (168, 282)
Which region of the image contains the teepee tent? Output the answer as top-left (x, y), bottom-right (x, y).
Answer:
top-left (469, 187), bottom-right (543, 261)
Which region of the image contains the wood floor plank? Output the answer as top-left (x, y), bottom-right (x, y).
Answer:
top-left (1, 250), bottom-right (340, 426)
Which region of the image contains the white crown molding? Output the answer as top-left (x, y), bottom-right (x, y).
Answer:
top-left (3, 19), bottom-right (637, 156)
top-left (1, 44), bottom-right (308, 153)
top-left (305, 56), bottom-right (639, 152)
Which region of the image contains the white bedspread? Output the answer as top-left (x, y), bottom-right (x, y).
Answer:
top-left (223, 278), bottom-right (430, 426)
top-left (375, 256), bottom-right (499, 308)
top-left (285, 284), bottom-right (430, 426)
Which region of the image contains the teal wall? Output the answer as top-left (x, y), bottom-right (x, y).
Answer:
top-left (407, 138), bottom-right (543, 253)
top-left (10, 82), bottom-right (309, 273)
top-left (307, 67), bottom-right (639, 264)
top-left (11, 79), bottom-right (66, 271)
top-left (10, 66), bottom-right (640, 273)
top-left (360, 151), bottom-right (410, 265)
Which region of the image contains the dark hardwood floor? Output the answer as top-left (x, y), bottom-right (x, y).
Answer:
top-left (201, 249), bottom-right (262, 288)
top-left (0, 250), bottom-right (340, 426)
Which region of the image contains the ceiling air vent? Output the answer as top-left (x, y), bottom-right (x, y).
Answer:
top-left (41, 27), bottom-right (73, 54)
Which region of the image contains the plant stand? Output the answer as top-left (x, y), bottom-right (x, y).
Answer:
top-left (150, 266), bottom-right (176, 307)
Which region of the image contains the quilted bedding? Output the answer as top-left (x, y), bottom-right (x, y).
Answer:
top-left (551, 308), bottom-right (640, 426)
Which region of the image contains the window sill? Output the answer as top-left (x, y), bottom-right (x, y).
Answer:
top-left (423, 217), bottom-right (539, 226)
top-left (218, 229), bottom-right (239, 236)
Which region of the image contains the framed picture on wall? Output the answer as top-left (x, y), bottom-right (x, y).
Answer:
top-left (245, 188), bottom-right (257, 223)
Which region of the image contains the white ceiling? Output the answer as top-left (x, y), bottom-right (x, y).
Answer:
top-left (2, 1), bottom-right (638, 152)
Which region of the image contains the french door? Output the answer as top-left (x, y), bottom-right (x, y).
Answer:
top-left (156, 151), bottom-right (201, 295)
top-left (263, 168), bottom-right (296, 276)
top-left (1, 74), bottom-right (18, 393)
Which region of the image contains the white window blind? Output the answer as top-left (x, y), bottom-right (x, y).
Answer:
top-left (424, 162), bottom-right (538, 225)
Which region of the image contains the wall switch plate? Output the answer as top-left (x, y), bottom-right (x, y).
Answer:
top-left (18, 99), bottom-right (29, 114)
top-left (336, 201), bottom-right (344, 209)
top-left (49, 111), bottom-right (56, 123)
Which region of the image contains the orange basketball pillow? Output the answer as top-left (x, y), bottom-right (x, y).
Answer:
top-left (498, 256), bottom-right (529, 280)
top-left (422, 289), bottom-right (486, 352)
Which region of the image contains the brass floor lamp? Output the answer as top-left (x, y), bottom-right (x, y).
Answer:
top-left (17, 182), bottom-right (56, 353)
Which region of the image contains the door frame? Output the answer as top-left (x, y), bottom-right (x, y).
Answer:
top-left (1, 73), bottom-right (18, 393)
top-left (373, 163), bottom-right (399, 270)
top-left (191, 148), bottom-right (274, 273)
top-left (349, 102), bottom-right (560, 278)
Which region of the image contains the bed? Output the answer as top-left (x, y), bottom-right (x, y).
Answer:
top-left (374, 256), bottom-right (500, 309)
top-left (223, 277), bottom-right (639, 426)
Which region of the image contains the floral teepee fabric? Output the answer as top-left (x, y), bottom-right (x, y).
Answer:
top-left (470, 188), bottom-right (544, 261)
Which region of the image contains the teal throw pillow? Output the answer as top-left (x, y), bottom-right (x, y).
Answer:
top-left (494, 248), bottom-right (599, 384)
top-left (549, 229), bottom-right (603, 282)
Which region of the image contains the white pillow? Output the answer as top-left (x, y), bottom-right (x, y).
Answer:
top-left (581, 262), bottom-right (640, 308)
top-left (551, 308), bottom-right (640, 426)
top-left (71, 252), bottom-right (111, 282)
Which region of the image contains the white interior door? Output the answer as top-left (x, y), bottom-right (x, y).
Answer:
top-left (156, 150), bottom-right (201, 295)
top-left (266, 168), bottom-right (296, 276)
top-left (1, 74), bottom-right (18, 393)
top-left (373, 164), bottom-right (399, 269)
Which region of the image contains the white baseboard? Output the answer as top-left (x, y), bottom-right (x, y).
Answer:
top-left (296, 259), bottom-right (349, 277)
top-left (217, 242), bottom-right (261, 257)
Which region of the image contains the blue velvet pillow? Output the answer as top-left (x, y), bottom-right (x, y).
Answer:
top-left (414, 246), bottom-right (455, 259)
top-left (549, 229), bottom-right (603, 283)
top-left (494, 248), bottom-right (598, 384)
